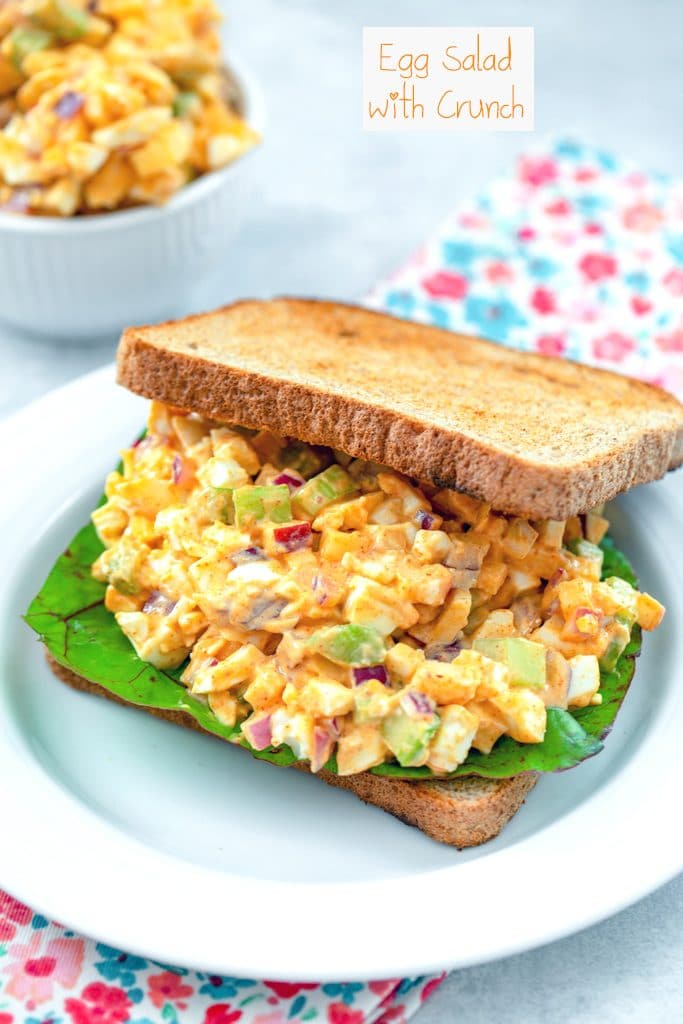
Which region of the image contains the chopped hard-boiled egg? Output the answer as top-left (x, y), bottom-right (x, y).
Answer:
top-left (0, 0), bottom-right (259, 216)
top-left (90, 402), bottom-right (665, 776)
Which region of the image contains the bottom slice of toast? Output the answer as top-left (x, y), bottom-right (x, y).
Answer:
top-left (46, 653), bottom-right (537, 848)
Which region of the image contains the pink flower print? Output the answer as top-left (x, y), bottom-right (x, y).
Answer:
top-left (545, 198), bottom-right (571, 216)
top-left (0, 893), bottom-right (32, 943)
top-left (458, 211), bottom-right (488, 229)
top-left (517, 226), bottom-right (536, 242)
top-left (663, 268), bottom-right (683, 296)
top-left (579, 252), bottom-right (617, 282)
top-left (2, 934), bottom-right (84, 1008)
top-left (421, 975), bottom-right (446, 1002)
top-left (655, 330), bottom-right (683, 352)
top-left (327, 1004), bottom-right (364, 1024)
top-left (264, 981), bottom-right (319, 999)
top-left (148, 970), bottom-right (194, 1010)
top-left (624, 171), bottom-right (648, 188)
top-left (203, 1006), bottom-right (243, 1024)
top-left (593, 331), bottom-right (635, 362)
top-left (253, 1014), bottom-right (288, 1024)
top-left (536, 334), bottom-right (566, 356)
top-left (622, 202), bottom-right (663, 232)
top-left (530, 287), bottom-right (556, 315)
top-left (65, 983), bottom-right (132, 1024)
top-left (369, 979), bottom-right (400, 998)
top-left (421, 270), bottom-right (468, 300)
top-left (0, 1014), bottom-right (13, 1024)
top-left (584, 222), bottom-right (603, 235)
top-left (485, 261), bottom-right (514, 284)
top-left (574, 167), bottom-right (597, 183)
top-left (518, 155), bottom-right (558, 187)
top-left (631, 296), bottom-right (653, 316)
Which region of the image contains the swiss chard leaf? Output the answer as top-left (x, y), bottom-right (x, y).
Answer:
top-left (25, 517), bottom-right (642, 779)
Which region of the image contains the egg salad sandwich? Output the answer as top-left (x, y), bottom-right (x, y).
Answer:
top-left (26, 299), bottom-right (683, 847)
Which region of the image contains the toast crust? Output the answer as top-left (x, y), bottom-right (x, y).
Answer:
top-left (46, 653), bottom-right (537, 849)
top-left (117, 298), bottom-right (683, 519)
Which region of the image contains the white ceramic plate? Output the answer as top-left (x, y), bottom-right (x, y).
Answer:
top-left (1, 366), bottom-right (682, 981)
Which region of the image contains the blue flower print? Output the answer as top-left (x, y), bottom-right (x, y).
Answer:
top-left (383, 289), bottom-right (417, 317)
top-left (198, 975), bottom-right (257, 999)
top-left (321, 981), bottom-right (364, 1005)
top-left (95, 943), bottom-right (148, 988)
top-left (463, 294), bottom-right (527, 341)
top-left (666, 234), bottom-right (683, 264)
top-left (526, 256), bottom-right (558, 281)
top-left (442, 240), bottom-right (480, 269)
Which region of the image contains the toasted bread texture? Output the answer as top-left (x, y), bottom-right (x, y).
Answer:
top-left (117, 298), bottom-right (683, 518)
top-left (46, 653), bottom-right (537, 849)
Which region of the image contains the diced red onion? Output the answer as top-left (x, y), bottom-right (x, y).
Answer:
top-left (310, 725), bottom-right (335, 772)
top-left (352, 665), bottom-right (388, 686)
top-left (242, 713), bottom-right (273, 751)
top-left (172, 453), bottom-right (194, 487)
top-left (401, 691), bottom-right (435, 717)
top-left (208, 658), bottom-right (219, 667)
top-left (142, 590), bottom-right (177, 616)
top-left (573, 607), bottom-right (601, 636)
top-left (0, 187), bottom-right (34, 213)
top-left (548, 568), bottom-right (567, 588)
top-left (240, 596), bottom-right (289, 629)
top-left (273, 471), bottom-right (305, 492)
top-left (312, 573), bottom-right (329, 606)
top-left (424, 641), bottom-right (461, 663)
top-left (131, 435), bottom-right (153, 456)
top-left (54, 91), bottom-right (85, 119)
top-left (273, 522), bottom-right (312, 552)
top-left (231, 546), bottom-right (266, 564)
top-left (415, 509), bottom-right (435, 530)
top-left (329, 717), bottom-right (341, 739)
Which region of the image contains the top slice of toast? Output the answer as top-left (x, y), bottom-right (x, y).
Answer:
top-left (117, 298), bottom-right (683, 518)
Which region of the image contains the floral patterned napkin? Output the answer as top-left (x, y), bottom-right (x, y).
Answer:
top-left (0, 893), bottom-right (443, 1024)
top-left (2, 136), bottom-right (682, 1024)
top-left (368, 137), bottom-right (683, 401)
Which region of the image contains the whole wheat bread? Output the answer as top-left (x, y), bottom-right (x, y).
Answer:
top-left (46, 654), bottom-right (536, 849)
top-left (117, 298), bottom-right (683, 519)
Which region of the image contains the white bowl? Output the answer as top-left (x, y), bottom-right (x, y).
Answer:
top-left (0, 59), bottom-right (265, 342)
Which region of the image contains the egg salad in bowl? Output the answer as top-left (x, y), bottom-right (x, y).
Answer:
top-left (88, 400), bottom-right (665, 777)
top-left (0, 0), bottom-right (258, 215)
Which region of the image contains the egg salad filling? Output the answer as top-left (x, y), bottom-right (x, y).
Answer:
top-left (0, 0), bottom-right (258, 215)
top-left (91, 401), bottom-right (665, 776)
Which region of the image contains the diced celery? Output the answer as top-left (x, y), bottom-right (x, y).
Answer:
top-left (604, 576), bottom-right (638, 626)
top-left (207, 487), bottom-right (234, 524)
top-left (381, 707), bottom-right (440, 767)
top-left (599, 626), bottom-right (630, 672)
top-left (473, 636), bottom-right (546, 689)
top-left (293, 465), bottom-right (356, 517)
top-left (31, 0), bottom-right (88, 40)
top-left (277, 440), bottom-right (327, 478)
top-left (233, 484), bottom-right (291, 526)
top-left (172, 90), bottom-right (200, 118)
top-left (308, 624), bottom-right (385, 667)
top-left (567, 537), bottom-right (604, 573)
top-left (9, 26), bottom-right (53, 68)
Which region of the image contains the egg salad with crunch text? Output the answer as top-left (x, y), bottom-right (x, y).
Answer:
top-left (91, 402), bottom-right (665, 776)
top-left (0, 0), bottom-right (258, 215)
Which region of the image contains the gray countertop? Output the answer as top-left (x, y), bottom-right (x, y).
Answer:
top-left (1, 0), bottom-right (681, 1017)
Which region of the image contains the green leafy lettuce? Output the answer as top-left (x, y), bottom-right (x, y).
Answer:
top-left (25, 521), bottom-right (641, 779)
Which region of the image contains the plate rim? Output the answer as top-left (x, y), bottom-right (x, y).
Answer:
top-left (0, 366), bottom-right (682, 981)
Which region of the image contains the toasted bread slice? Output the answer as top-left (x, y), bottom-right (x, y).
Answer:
top-left (47, 654), bottom-right (537, 849)
top-left (117, 298), bottom-right (683, 518)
